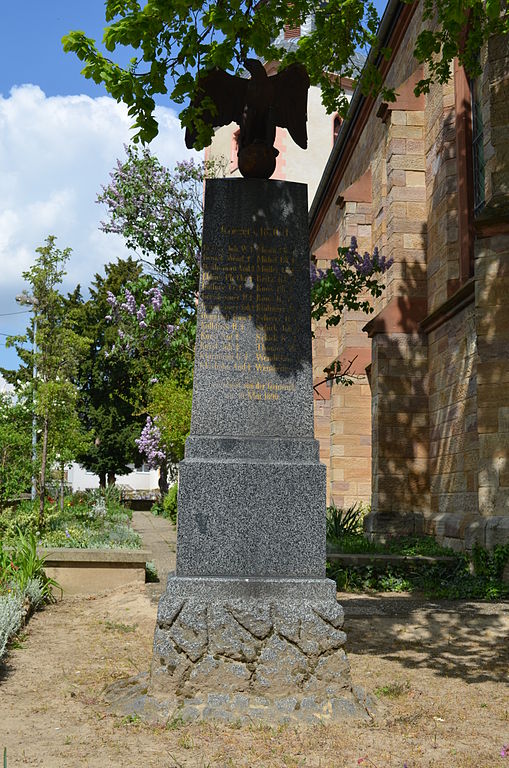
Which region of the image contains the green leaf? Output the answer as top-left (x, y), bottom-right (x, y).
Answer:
top-left (486, 0), bottom-right (501, 20)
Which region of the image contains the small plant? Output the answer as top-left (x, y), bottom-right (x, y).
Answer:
top-left (326, 503), bottom-right (365, 542)
top-left (104, 620), bottom-right (137, 634)
top-left (0, 529), bottom-right (59, 601)
top-left (375, 681), bottom-right (409, 699)
top-left (145, 561), bottom-right (159, 583)
top-left (166, 708), bottom-right (185, 730)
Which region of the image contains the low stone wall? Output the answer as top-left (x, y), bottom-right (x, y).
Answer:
top-left (39, 548), bottom-right (151, 595)
top-left (364, 511), bottom-right (509, 581)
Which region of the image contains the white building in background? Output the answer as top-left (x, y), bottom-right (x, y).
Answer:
top-left (66, 462), bottom-right (160, 492)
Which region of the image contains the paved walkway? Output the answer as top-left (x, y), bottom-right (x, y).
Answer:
top-left (131, 510), bottom-right (176, 602)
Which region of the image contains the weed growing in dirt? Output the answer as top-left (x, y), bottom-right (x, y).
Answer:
top-left (166, 709), bottom-right (186, 730)
top-left (374, 681), bottom-right (409, 699)
top-left (103, 620), bottom-right (137, 634)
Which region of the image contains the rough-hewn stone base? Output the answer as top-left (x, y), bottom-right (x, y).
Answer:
top-left (105, 575), bottom-right (372, 724)
top-left (135, 575), bottom-right (370, 723)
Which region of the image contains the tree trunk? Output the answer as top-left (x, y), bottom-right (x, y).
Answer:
top-left (38, 416), bottom-right (49, 529)
top-left (107, 471), bottom-right (116, 486)
top-left (158, 460), bottom-right (169, 498)
top-left (99, 471), bottom-right (106, 489)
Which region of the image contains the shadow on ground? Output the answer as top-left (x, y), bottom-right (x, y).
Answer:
top-left (342, 593), bottom-right (509, 684)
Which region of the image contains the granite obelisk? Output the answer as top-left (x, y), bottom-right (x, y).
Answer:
top-left (150, 178), bottom-right (364, 722)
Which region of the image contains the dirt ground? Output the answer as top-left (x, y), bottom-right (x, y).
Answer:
top-left (1, 582), bottom-right (508, 768)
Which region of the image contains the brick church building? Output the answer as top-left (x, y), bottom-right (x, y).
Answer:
top-left (310, 0), bottom-right (509, 550)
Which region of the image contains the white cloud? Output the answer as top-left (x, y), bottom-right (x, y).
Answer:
top-left (0, 85), bottom-right (198, 365)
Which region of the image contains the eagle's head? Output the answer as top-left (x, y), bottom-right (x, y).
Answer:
top-left (244, 59), bottom-right (267, 79)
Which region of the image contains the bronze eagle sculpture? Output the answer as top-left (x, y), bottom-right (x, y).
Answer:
top-left (185, 59), bottom-right (310, 179)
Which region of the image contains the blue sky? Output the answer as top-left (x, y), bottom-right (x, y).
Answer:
top-left (0, 3), bottom-right (138, 101)
top-left (0, 1), bottom-right (388, 376)
top-left (0, 2), bottom-right (193, 374)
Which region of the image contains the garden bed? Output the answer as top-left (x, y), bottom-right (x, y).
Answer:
top-left (325, 506), bottom-right (509, 599)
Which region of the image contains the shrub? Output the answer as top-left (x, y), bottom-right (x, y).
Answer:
top-left (0, 591), bottom-right (24, 661)
top-left (327, 544), bottom-right (509, 601)
top-left (163, 484), bottom-right (178, 525)
top-left (145, 561), bottom-right (159, 583)
top-left (152, 484), bottom-right (178, 525)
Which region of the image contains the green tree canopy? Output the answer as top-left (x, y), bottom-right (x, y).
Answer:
top-left (69, 258), bottom-right (147, 487)
top-left (62, 0), bottom-right (507, 146)
top-left (0, 391), bottom-right (32, 508)
top-left (2, 236), bottom-right (89, 524)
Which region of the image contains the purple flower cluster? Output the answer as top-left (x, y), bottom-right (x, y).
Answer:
top-left (311, 237), bottom-right (393, 286)
top-left (310, 263), bottom-right (326, 285)
top-left (146, 286), bottom-right (163, 311)
top-left (121, 289), bottom-right (137, 316)
top-left (136, 416), bottom-right (166, 468)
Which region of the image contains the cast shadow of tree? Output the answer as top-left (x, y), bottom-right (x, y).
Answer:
top-left (344, 596), bottom-right (509, 684)
top-left (367, 256), bottom-right (431, 525)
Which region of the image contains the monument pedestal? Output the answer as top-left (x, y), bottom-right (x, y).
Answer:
top-left (149, 575), bottom-right (369, 723)
top-left (145, 179), bottom-right (367, 722)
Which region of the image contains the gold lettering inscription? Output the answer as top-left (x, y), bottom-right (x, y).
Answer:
top-left (196, 226), bottom-right (303, 398)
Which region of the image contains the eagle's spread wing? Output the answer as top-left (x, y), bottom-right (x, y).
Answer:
top-left (272, 64), bottom-right (310, 149)
top-left (185, 69), bottom-right (248, 149)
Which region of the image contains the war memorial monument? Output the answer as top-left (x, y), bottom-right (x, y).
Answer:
top-left (131, 61), bottom-right (367, 722)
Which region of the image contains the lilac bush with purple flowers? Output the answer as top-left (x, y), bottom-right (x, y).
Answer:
top-left (135, 416), bottom-right (166, 469)
top-left (311, 236), bottom-right (393, 386)
top-left (311, 236), bottom-right (393, 327)
top-left (97, 146), bottom-right (211, 490)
